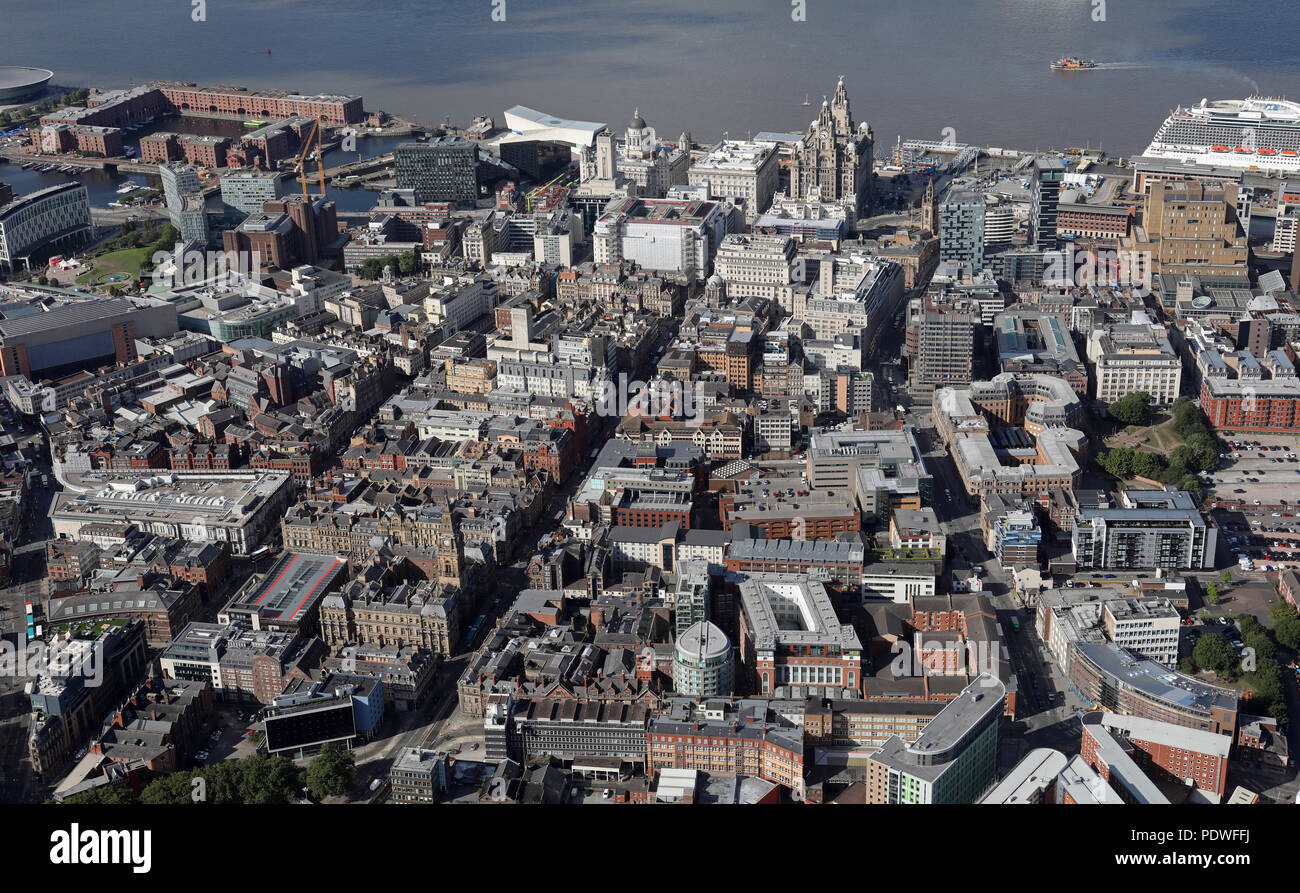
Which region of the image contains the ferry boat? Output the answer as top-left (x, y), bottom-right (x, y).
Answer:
top-left (1144, 96), bottom-right (1300, 172)
top-left (1051, 57), bottom-right (1096, 71)
top-left (116, 180), bottom-right (141, 194)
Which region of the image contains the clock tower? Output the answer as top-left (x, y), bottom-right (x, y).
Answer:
top-left (433, 496), bottom-right (465, 588)
top-left (789, 77), bottom-right (873, 216)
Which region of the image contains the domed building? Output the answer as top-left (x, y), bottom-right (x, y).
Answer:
top-left (615, 108), bottom-right (691, 199)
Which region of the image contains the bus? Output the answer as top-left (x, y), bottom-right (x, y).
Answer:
top-left (464, 614), bottom-right (488, 647)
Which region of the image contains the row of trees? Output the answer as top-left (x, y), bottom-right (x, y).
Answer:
top-left (63, 743), bottom-right (355, 805)
top-left (357, 251), bottom-right (418, 281)
top-left (0, 89), bottom-right (91, 128)
top-left (110, 219), bottom-right (179, 255)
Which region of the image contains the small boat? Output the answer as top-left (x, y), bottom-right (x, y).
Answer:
top-left (1281, 150), bottom-right (1299, 157)
top-left (801, 94), bottom-right (812, 106)
top-left (1051, 57), bottom-right (1097, 71)
top-left (116, 180), bottom-right (141, 194)
top-left (1258, 148), bottom-right (1277, 156)
top-left (1234, 146), bottom-right (1253, 154)
top-left (1211, 145), bottom-right (1230, 153)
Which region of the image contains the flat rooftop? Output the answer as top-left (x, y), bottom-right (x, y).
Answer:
top-left (1075, 642), bottom-right (1237, 714)
top-left (227, 552), bottom-right (346, 624)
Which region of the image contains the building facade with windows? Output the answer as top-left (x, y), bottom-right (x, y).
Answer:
top-left (1072, 489), bottom-right (1215, 570)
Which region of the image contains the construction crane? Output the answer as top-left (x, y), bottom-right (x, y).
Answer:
top-left (293, 115), bottom-right (327, 198)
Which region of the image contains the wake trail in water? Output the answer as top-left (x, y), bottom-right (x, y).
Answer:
top-left (1087, 61), bottom-right (1261, 93)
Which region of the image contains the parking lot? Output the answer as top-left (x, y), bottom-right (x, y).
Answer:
top-left (1209, 436), bottom-right (1300, 508)
top-left (190, 704), bottom-right (261, 769)
top-left (1214, 506), bottom-right (1300, 573)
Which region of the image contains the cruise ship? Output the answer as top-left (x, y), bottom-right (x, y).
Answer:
top-left (1143, 96), bottom-right (1300, 173)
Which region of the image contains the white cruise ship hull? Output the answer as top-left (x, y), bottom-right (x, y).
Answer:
top-left (1144, 96), bottom-right (1300, 174)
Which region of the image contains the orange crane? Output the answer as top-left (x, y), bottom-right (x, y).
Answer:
top-left (293, 115), bottom-right (327, 198)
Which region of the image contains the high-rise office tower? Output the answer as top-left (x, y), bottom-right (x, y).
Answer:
top-left (939, 189), bottom-right (986, 270)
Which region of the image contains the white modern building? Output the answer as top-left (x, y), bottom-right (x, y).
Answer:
top-left (0, 183), bottom-right (92, 273)
top-left (592, 195), bottom-right (732, 279)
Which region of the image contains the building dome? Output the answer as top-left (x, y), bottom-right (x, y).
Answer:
top-left (628, 108), bottom-right (647, 130)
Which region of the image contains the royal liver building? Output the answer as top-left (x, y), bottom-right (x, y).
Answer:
top-left (788, 78), bottom-right (874, 216)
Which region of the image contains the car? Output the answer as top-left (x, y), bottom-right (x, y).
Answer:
top-left (469, 742), bottom-right (479, 750)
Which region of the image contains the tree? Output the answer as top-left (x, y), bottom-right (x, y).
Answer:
top-left (1222, 569), bottom-right (1233, 585)
top-left (63, 784), bottom-right (138, 805)
top-left (1185, 432), bottom-right (1220, 472)
top-left (236, 754), bottom-right (302, 804)
top-left (1099, 448), bottom-right (1136, 477)
top-left (138, 771), bottom-right (196, 804)
top-left (1108, 391), bottom-right (1153, 426)
top-left (305, 742), bottom-right (356, 799)
top-left (150, 223), bottom-right (178, 252)
top-left (200, 761), bottom-right (246, 804)
top-left (397, 251), bottom-right (417, 276)
top-left (1276, 614), bottom-right (1300, 652)
top-left (1206, 581), bottom-right (1219, 604)
top-left (1192, 633), bottom-right (1235, 674)
top-left (1132, 452), bottom-right (1165, 480)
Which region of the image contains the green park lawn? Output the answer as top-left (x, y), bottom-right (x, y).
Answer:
top-left (76, 246), bottom-right (156, 286)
